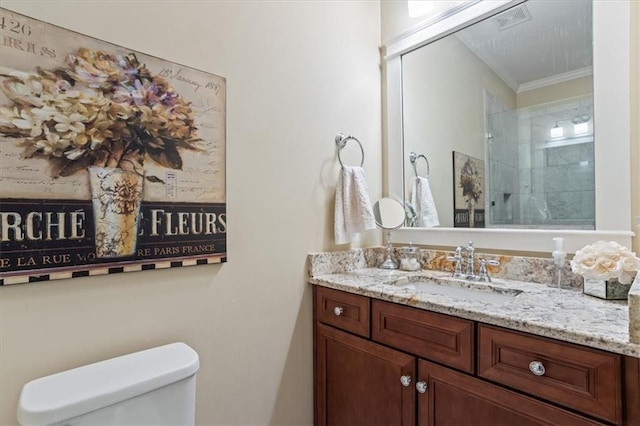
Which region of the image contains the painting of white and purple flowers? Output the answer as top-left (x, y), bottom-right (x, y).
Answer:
top-left (0, 48), bottom-right (203, 178)
top-left (0, 8), bottom-right (227, 285)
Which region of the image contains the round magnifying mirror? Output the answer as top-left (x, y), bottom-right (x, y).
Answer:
top-left (373, 197), bottom-right (406, 269)
top-left (373, 197), bottom-right (406, 230)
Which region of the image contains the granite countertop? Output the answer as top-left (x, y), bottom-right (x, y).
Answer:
top-left (309, 261), bottom-right (640, 358)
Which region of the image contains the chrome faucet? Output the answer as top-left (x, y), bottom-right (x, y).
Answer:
top-left (446, 241), bottom-right (500, 281)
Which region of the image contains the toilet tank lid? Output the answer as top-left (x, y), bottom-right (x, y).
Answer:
top-left (17, 342), bottom-right (199, 426)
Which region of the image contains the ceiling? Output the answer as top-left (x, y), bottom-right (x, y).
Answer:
top-left (455, 0), bottom-right (593, 92)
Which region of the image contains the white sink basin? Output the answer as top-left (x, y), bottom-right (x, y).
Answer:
top-left (395, 279), bottom-right (522, 303)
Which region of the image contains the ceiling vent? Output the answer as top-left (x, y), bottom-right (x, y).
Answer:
top-left (492, 4), bottom-right (532, 31)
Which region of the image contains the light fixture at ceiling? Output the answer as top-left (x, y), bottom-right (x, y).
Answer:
top-left (574, 122), bottom-right (589, 135)
top-left (572, 114), bottom-right (591, 135)
top-left (550, 115), bottom-right (591, 139)
top-left (550, 122), bottom-right (563, 138)
top-left (407, 1), bottom-right (466, 19)
top-left (407, 1), bottom-right (434, 18)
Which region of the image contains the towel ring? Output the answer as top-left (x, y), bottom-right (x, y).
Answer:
top-left (409, 151), bottom-right (430, 177)
top-left (335, 132), bottom-right (364, 167)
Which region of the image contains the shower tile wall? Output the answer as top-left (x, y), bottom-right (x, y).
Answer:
top-left (486, 92), bottom-right (594, 228)
top-left (543, 143), bottom-right (594, 221)
top-left (523, 95), bottom-right (594, 228)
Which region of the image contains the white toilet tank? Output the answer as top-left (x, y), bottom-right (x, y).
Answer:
top-left (17, 342), bottom-right (199, 426)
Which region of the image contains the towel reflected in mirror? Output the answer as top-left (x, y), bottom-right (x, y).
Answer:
top-left (410, 176), bottom-right (440, 227)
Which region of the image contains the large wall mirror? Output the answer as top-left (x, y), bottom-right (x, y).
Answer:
top-left (383, 0), bottom-right (632, 253)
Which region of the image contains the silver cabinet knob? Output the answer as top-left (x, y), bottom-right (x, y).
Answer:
top-left (416, 381), bottom-right (427, 393)
top-left (400, 375), bottom-right (412, 387)
top-left (529, 361), bottom-right (546, 376)
top-left (333, 306), bottom-right (344, 316)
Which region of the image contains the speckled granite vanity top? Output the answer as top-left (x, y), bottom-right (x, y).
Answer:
top-left (308, 248), bottom-right (640, 358)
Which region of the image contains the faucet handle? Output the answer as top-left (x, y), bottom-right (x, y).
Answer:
top-left (446, 255), bottom-right (463, 278)
top-left (477, 258), bottom-right (500, 282)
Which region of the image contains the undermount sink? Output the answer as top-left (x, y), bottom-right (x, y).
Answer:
top-left (394, 278), bottom-right (523, 303)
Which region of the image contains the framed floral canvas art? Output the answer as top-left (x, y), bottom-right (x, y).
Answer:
top-left (0, 8), bottom-right (226, 285)
top-left (452, 151), bottom-right (485, 228)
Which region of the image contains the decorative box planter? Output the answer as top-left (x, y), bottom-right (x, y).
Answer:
top-left (582, 278), bottom-right (631, 300)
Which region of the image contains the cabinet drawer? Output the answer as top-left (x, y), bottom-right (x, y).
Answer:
top-left (478, 324), bottom-right (622, 425)
top-left (315, 286), bottom-right (370, 338)
top-left (372, 300), bottom-right (474, 373)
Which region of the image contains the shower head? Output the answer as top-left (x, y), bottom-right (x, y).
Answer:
top-left (572, 115), bottom-right (590, 124)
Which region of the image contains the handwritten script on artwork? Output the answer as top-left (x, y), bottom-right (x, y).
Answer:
top-left (159, 67), bottom-right (221, 94)
top-left (0, 9), bottom-right (226, 204)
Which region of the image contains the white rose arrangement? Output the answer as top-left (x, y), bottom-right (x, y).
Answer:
top-left (570, 241), bottom-right (640, 285)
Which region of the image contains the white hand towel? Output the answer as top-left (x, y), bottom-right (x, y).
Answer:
top-left (334, 166), bottom-right (377, 244)
top-left (410, 176), bottom-right (440, 227)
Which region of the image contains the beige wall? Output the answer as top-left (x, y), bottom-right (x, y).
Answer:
top-left (516, 76), bottom-right (593, 109)
top-left (632, 1), bottom-right (639, 254)
top-left (381, 0), bottom-right (420, 43)
top-left (0, 1), bottom-right (382, 425)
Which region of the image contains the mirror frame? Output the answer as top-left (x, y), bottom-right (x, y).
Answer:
top-left (383, 0), bottom-right (633, 254)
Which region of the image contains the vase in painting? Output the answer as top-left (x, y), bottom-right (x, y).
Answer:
top-left (468, 200), bottom-right (475, 228)
top-left (88, 167), bottom-right (143, 258)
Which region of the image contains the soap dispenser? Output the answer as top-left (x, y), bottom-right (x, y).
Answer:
top-left (552, 237), bottom-right (566, 288)
top-left (400, 243), bottom-right (421, 271)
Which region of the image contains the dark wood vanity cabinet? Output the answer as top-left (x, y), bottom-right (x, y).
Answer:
top-left (313, 286), bottom-right (639, 426)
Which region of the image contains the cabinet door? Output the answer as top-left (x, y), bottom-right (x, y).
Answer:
top-left (316, 323), bottom-right (415, 426)
top-left (625, 356), bottom-right (640, 425)
top-left (417, 359), bottom-right (604, 426)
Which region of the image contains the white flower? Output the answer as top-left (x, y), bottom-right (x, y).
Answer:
top-left (570, 241), bottom-right (640, 284)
